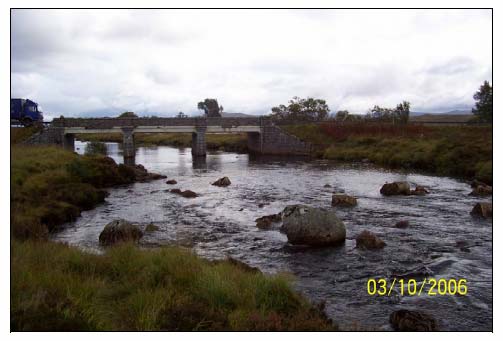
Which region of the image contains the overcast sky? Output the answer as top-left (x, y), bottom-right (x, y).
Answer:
top-left (11, 9), bottom-right (492, 119)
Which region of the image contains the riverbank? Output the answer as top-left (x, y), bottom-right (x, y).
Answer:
top-left (10, 144), bottom-right (334, 331)
top-left (285, 124), bottom-right (492, 184)
top-left (77, 132), bottom-right (249, 153)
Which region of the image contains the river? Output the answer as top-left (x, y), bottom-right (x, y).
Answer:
top-left (52, 141), bottom-right (493, 331)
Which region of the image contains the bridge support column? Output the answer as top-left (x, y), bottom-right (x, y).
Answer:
top-left (191, 126), bottom-right (207, 157)
top-left (63, 133), bottom-right (75, 151)
top-left (121, 127), bottom-right (135, 165)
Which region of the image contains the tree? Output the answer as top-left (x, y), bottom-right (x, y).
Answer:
top-left (334, 110), bottom-right (349, 121)
top-left (176, 111), bottom-right (187, 118)
top-left (270, 97), bottom-right (330, 122)
top-left (395, 101), bottom-right (410, 124)
top-left (472, 81), bottom-right (492, 123)
top-left (118, 111), bottom-right (138, 118)
top-left (365, 101), bottom-right (410, 124)
top-left (197, 99), bottom-right (222, 117)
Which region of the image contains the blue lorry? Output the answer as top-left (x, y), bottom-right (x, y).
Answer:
top-left (11, 98), bottom-right (44, 126)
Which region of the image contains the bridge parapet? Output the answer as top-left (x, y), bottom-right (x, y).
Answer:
top-left (51, 116), bottom-right (267, 129)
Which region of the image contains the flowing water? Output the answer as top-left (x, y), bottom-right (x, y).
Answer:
top-left (52, 141), bottom-right (493, 331)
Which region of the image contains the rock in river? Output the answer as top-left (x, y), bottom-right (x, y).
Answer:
top-left (470, 184), bottom-right (492, 196)
top-left (99, 219), bottom-right (143, 246)
top-left (170, 188), bottom-right (198, 198)
top-left (331, 193), bottom-right (357, 207)
top-left (145, 223), bottom-right (160, 232)
top-left (280, 205), bottom-right (346, 246)
top-left (255, 213), bottom-right (282, 229)
top-left (380, 181), bottom-right (411, 196)
top-left (471, 202), bottom-right (492, 218)
top-left (389, 309), bottom-right (438, 331)
top-left (410, 185), bottom-right (429, 195)
top-left (166, 179), bottom-right (177, 185)
top-left (131, 164), bottom-right (167, 182)
top-left (212, 176), bottom-right (231, 187)
top-left (355, 230), bottom-right (386, 250)
top-left (393, 220), bottom-right (410, 229)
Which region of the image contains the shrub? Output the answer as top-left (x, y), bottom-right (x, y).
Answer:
top-left (85, 141), bottom-right (108, 156)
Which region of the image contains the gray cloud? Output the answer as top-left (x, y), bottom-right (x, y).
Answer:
top-left (11, 9), bottom-right (492, 119)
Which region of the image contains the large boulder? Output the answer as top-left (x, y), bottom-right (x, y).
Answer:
top-left (331, 193), bottom-right (357, 207)
top-left (280, 205), bottom-right (346, 246)
top-left (380, 182), bottom-right (411, 196)
top-left (99, 219), bottom-right (143, 246)
top-left (355, 230), bottom-right (386, 250)
top-left (470, 185), bottom-right (492, 196)
top-left (471, 202), bottom-right (492, 218)
top-left (255, 213), bottom-right (282, 230)
top-left (212, 176), bottom-right (231, 187)
top-left (389, 309), bottom-right (438, 331)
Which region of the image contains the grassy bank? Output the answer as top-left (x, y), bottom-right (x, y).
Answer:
top-left (11, 141), bottom-right (333, 331)
top-left (11, 145), bottom-right (139, 239)
top-left (12, 241), bottom-right (332, 331)
top-left (11, 126), bottom-right (42, 144)
top-left (285, 123), bottom-right (492, 184)
top-left (77, 133), bottom-right (249, 153)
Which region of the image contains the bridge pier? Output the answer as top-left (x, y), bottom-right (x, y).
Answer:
top-left (191, 126), bottom-right (207, 157)
top-left (63, 133), bottom-right (75, 151)
top-left (121, 127), bottom-right (135, 165)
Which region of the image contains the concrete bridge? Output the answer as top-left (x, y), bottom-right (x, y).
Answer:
top-left (42, 116), bottom-right (311, 164)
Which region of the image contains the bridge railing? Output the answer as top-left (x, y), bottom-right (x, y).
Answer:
top-left (51, 116), bottom-right (268, 129)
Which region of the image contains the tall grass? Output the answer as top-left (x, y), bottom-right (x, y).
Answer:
top-left (11, 241), bottom-right (333, 331)
top-left (11, 146), bottom-right (137, 238)
top-left (285, 123), bottom-right (492, 184)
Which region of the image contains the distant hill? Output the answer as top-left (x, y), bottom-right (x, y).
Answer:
top-left (220, 112), bottom-right (255, 118)
top-left (411, 109), bottom-right (472, 116)
top-left (410, 113), bottom-right (474, 123)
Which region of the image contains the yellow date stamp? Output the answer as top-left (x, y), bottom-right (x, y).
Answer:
top-left (367, 278), bottom-right (468, 296)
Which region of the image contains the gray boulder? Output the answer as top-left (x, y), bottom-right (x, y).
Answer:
top-left (280, 205), bottom-right (346, 246)
top-left (470, 185), bottom-right (492, 196)
top-left (380, 181), bottom-right (411, 196)
top-left (331, 193), bottom-right (357, 207)
top-left (471, 202), bottom-right (492, 218)
top-left (99, 219), bottom-right (143, 246)
top-left (212, 177), bottom-right (231, 187)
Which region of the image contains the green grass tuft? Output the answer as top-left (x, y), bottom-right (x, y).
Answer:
top-left (11, 241), bottom-right (334, 331)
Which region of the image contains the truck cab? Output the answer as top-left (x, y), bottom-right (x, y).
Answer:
top-left (11, 98), bottom-right (44, 126)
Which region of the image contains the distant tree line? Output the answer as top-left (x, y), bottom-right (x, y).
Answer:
top-left (116, 81), bottom-right (492, 124)
top-left (269, 97), bottom-right (410, 124)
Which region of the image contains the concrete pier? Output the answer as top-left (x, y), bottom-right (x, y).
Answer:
top-left (63, 133), bottom-right (75, 151)
top-left (121, 127), bottom-right (135, 165)
top-left (191, 126), bottom-right (207, 157)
